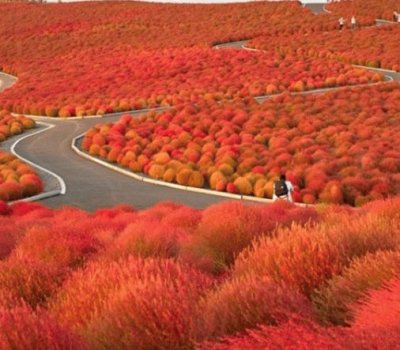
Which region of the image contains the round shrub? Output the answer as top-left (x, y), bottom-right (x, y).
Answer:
top-left (176, 168), bottom-right (192, 186)
top-left (348, 278), bottom-right (400, 349)
top-left (209, 171), bottom-right (227, 190)
top-left (0, 182), bottom-right (23, 201)
top-left (183, 202), bottom-right (276, 273)
top-left (0, 305), bottom-right (85, 350)
top-left (187, 171), bottom-right (204, 188)
top-left (107, 220), bottom-right (186, 259)
top-left (199, 275), bottom-right (312, 340)
top-left (0, 257), bottom-right (62, 309)
top-left (148, 164), bottom-right (166, 180)
top-left (198, 317), bottom-right (349, 350)
top-left (233, 176), bottom-right (253, 195)
top-left (50, 257), bottom-right (214, 350)
top-left (313, 250), bottom-right (400, 325)
top-left (163, 168), bottom-right (176, 182)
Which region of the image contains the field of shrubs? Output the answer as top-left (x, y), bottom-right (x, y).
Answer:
top-left (0, 0), bottom-right (399, 348)
top-left (0, 1), bottom-right (380, 117)
top-left (0, 111), bottom-right (43, 201)
top-left (0, 198), bottom-right (399, 349)
top-left (0, 47), bottom-right (380, 117)
top-left (327, 0), bottom-right (400, 21)
top-left (82, 82), bottom-right (399, 206)
top-left (249, 24), bottom-right (400, 72)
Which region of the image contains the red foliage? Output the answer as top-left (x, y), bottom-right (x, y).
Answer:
top-left (233, 208), bottom-right (400, 297)
top-left (0, 305), bottom-right (85, 350)
top-left (327, 0), bottom-right (400, 23)
top-left (250, 25), bottom-right (400, 72)
top-left (0, 201), bottom-right (10, 216)
top-left (9, 201), bottom-right (51, 218)
top-left (0, 256), bottom-right (63, 309)
top-left (0, 219), bottom-right (22, 259)
top-left (181, 201), bottom-right (317, 273)
top-left (198, 317), bottom-right (350, 350)
top-left (199, 275), bottom-right (313, 340)
top-left (349, 278), bottom-right (400, 349)
top-left (313, 250), bottom-right (400, 325)
top-left (351, 278), bottom-right (400, 330)
top-left (50, 257), bottom-right (214, 350)
top-left (0, 1), bottom-right (378, 116)
top-left (0, 198), bottom-right (398, 347)
top-left (106, 219), bottom-right (186, 259)
top-left (11, 223), bottom-right (100, 271)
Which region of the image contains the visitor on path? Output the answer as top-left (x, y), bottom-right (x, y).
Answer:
top-left (393, 11), bottom-right (398, 22)
top-left (338, 17), bottom-right (345, 30)
top-left (273, 174), bottom-right (294, 203)
top-left (351, 15), bottom-right (357, 29)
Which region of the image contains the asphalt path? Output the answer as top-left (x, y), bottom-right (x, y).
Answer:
top-left (11, 115), bottom-right (232, 211)
top-left (0, 2), bottom-right (399, 211)
top-left (305, 3), bottom-right (326, 14)
top-left (0, 73), bottom-right (17, 91)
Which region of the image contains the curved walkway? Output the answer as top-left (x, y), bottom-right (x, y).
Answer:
top-left (1, 3), bottom-right (399, 210)
top-left (0, 72), bottom-right (17, 91)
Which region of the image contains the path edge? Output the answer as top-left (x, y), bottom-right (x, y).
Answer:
top-left (71, 133), bottom-right (309, 207)
top-left (9, 122), bottom-right (67, 203)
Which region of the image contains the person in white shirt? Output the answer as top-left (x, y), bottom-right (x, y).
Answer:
top-left (338, 17), bottom-right (345, 31)
top-left (273, 174), bottom-right (294, 203)
top-left (351, 16), bottom-right (357, 29)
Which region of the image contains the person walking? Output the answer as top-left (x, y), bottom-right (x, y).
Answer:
top-left (273, 174), bottom-right (294, 203)
top-left (351, 15), bottom-right (357, 29)
top-left (393, 11), bottom-right (398, 22)
top-left (338, 17), bottom-right (345, 31)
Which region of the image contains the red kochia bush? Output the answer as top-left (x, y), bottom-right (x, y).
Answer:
top-left (233, 211), bottom-right (400, 298)
top-left (349, 278), bottom-right (400, 349)
top-left (182, 201), bottom-right (318, 274)
top-left (9, 201), bottom-right (52, 219)
top-left (107, 219), bottom-right (187, 259)
top-left (0, 201), bottom-right (10, 216)
top-left (50, 257), bottom-right (214, 350)
top-left (198, 274), bottom-right (313, 340)
top-left (313, 250), bottom-right (400, 325)
top-left (232, 224), bottom-right (343, 297)
top-left (161, 206), bottom-right (202, 234)
top-left (0, 219), bottom-right (22, 259)
top-left (11, 224), bottom-right (100, 271)
top-left (197, 317), bottom-right (350, 350)
top-left (0, 305), bottom-right (86, 350)
top-left (183, 201), bottom-right (276, 273)
top-left (0, 256), bottom-right (62, 309)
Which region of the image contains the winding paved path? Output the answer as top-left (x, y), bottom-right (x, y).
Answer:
top-left (1, 3), bottom-right (399, 211)
top-left (14, 116), bottom-right (231, 211)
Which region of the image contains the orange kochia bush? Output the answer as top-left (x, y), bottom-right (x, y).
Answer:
top-left (0, 47), bottom-right (380, 117)
top-left (83, 83), bottom-right (400, 205)
top-left (0, 110), bottom-right (35, 141)
top-left (0, 198), bottom-right (399, 348)
top-left (0, 112), bottom-right (43, 201)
